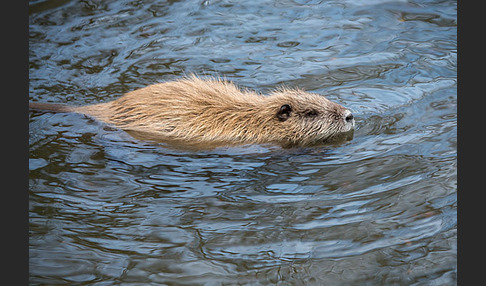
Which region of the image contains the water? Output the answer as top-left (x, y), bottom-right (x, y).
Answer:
top-left (29, 0), bottom-right (456, 284)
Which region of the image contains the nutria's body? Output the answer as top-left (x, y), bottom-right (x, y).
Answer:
top-left (30, 76), bottom-right (355, 147)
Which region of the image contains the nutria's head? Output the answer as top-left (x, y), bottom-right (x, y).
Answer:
top-left (267, 89), bottom-right (355, 146)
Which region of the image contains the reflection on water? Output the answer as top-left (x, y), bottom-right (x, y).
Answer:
top-left (30, 0), bottom-right (456, 284)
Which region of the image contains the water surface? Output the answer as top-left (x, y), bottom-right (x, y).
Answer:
top-left (29, 0), bottom-right (456, 284)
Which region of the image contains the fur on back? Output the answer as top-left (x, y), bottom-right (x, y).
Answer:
top-left (77, 76), bottom-right (277, 144)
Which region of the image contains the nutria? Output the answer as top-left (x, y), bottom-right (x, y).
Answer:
top-left (29, 76), bottom-right (355, 148)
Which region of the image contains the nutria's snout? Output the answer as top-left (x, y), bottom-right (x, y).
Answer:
top-left (343, 109), bottom-right (355, 131)
top-left (344, 110), bottom-right (354, 123)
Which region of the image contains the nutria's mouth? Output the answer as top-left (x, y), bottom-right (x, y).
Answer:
top-left (321, 129), bottom-right (354, 145)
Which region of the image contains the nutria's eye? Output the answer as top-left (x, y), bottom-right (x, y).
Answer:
top-left (304, 110), bottom-right (319, 118)
top-left (277, 104), bottom-right (292, 122)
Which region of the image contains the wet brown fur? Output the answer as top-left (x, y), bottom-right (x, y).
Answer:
top-left (30, 76), bottom-right (354, 147)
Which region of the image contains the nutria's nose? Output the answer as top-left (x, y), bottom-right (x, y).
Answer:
top-left (344, 110), bottom-right (354, 123)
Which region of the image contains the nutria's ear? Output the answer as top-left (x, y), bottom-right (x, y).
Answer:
top-left (277, 104), bottom-right (292, 122)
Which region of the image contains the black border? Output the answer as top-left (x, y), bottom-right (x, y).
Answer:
top-left (9, 1), bottom-right (28, 284)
